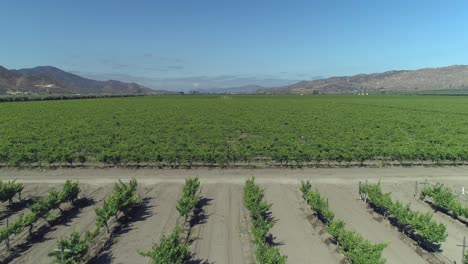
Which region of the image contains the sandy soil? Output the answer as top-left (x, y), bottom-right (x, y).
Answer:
top-left (263, 183), bottom-right (344, 263)
top-left (189, 183), bottom-right (253, 264)
top-left (94, 183), bottom-right (182, 264)
top-left (1, 167), bottom-right (468, 264)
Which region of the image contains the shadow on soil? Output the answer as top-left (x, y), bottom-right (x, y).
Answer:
top-left (1, 197), bottom-right (94, 263)
top-left (92, 197), bottom-right (154, 264)
top-left (0, 198), bottom-right (35, 224)
top-left (94, 197), bottom-right (215, 264)
top-left (186, 196), bottom-right (214, 264)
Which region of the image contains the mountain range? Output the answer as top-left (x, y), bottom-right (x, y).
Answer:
top-left (194, 84), bottom-right (264, 94)
top-left (0, 66), bottom-right (164, 95)
top-left (258, 65), bottom-right (468, 94)
top-left (3, 64), bottom-right (468, 95)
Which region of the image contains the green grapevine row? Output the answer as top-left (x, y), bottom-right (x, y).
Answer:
top-left (0, 180), bottom-right (79, 250)
top-left (176, 177), bottom-right (201, 223)
top-left (420, 183), bottom-right (468, 220)
top-left (243, 177), bottom-right (287, 264)
top-left (140, 177), bottom-right (200, 264)
top-left (0, 180), bottom-right (23, 205)
top-left (300, 180), bottom-right (387, 264)
top-left (50, 179), bottom-right (141, 263)
top-left (360, 182), bottom-right (447, 249)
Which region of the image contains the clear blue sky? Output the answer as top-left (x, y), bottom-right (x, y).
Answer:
top-left (1, 0), bottom-right (468, 81)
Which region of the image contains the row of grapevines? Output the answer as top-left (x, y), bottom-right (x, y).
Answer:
top-left (243, 177), bottom-right (287, 264)
top-left (0, 180), bottom-right (24, 205)
top-left (176, 177), bottom-right (201, 223)
top-left (0, 180), bottom-right (79, 250)
top-left (360, 182), bottom-right (447, 248)
top-left (301, 180), bottom-right (387, 264)
top-left (140, 177), bottom-right (200, 264)
top-left (49, 179), bottom-right (141, 263)
top-left (420, 183), bottom-right (468, 219)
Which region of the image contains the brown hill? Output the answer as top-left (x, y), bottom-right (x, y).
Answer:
top-left (258, 65), bottom-right (468, 94)
top-left (0, 66), bottom-right (160, 95)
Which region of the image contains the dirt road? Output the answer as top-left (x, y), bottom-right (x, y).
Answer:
top-left (2, 167), bottom-right (468, 184)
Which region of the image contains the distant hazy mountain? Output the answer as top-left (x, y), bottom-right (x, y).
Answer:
top-left (0, 65), bottom-right (165, 95)
top-left (258, 65), bottom-right (468, 94)
top-left (195, 84), bottom-right (264, 94)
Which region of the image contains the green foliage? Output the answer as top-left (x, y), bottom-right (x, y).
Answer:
top-left (49, 230), bottom-right (94, 264)
top-left (0, 180), bottom-right (24, 204)
top-left (301, 180), bottom-right (387, 264)
top-left (243, 177), bottom-right (287, 264)
top-left (95, 179), bottom-right (141, 231)
top-left (60, 180), bottom-right (80, 204)
top-left (361, 182), bottom-right (447, 245)
top-left (139, 226), bottom-right (190, 264)
top-left (176, 177), bottom-right (200, 220)
top-left (4, 95), bottom-right (468, 167)
top-left (256, 242), bottom-right (287, 264)
top-left (0, 181), bottom-right (80, 248)
top-left (302, 182), bottom-right (334, 224)
top-left (420, 183), bottom-right (467, 219)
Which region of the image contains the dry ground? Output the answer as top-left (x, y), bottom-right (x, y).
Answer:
top-left (1, 167), bottom-right (468, 264)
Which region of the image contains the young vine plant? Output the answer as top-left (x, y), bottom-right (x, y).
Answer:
top-left (0, 180), bottom-right (24, 205)
top-left (244, 177), bottom-right (287, 264)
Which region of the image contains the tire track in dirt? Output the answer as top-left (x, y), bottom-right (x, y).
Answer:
top-left (263, 183), bottom-right (344, 264)
top-left (190, 183), bottom-right (249, 264)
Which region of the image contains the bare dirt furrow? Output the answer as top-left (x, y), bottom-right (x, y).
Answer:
top-left (263, 183), bottom-right (344, 264)
top-left (190, 183), bottom-right (248, 264)
top-left (317, 183), bottom-right (433, 264)
top-left (382, 182), bottom-right (468, 264)
top-left (9, 184), bottom-right (112, 264)
top-left (95, 183), bottom-right (182, 264)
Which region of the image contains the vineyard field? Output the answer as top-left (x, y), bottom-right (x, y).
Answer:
top-left (3, 95), bottom-right (468, 167)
